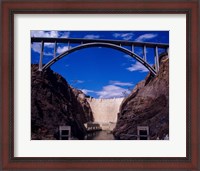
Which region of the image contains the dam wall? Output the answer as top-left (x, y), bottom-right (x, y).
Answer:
top-left (86, 98), bottom-right (124, 125)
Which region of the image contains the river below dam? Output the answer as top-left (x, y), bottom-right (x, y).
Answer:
top-left (85, 130), bottom-right (115, 140)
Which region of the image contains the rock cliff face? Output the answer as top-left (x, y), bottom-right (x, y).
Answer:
top-left (31, 65), bottom-right (93, 140)
top-left (113, 55), bottom-right (169, 140)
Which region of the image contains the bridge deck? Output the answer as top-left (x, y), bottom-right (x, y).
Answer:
top-left (31, 37), bottom-right (169, 48)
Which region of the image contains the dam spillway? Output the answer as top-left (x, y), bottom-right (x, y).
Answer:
top-left (86, 98), bottom-right (124, 130)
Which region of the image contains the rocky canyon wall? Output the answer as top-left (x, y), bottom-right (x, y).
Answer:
top-left (31, 65), bottom-right (93, 140)
top-left (113, 54), bottom-right (169, 140)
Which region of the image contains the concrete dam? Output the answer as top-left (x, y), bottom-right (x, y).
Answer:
top-left (86, 98), bottom-right (124, 130)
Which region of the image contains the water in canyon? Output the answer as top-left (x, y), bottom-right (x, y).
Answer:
top-left (85, 131), bottom-right (115, 140)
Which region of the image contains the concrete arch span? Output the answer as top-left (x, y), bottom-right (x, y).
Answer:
top-left (42, 42), bottom-right (157, 76)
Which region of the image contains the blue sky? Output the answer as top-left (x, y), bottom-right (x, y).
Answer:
top-left (31, 31), bottom-right (169, 99)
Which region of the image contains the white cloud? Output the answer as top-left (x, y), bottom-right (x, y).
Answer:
top-left (31, 31), bottom-right (71, 58)
top-left (32, 44), bottom-right (70, 57)
top-left (31, 43), bottom-right (53, 56)
top-left (31, 31), bottom-right (59, 38)
top-left (135, 33), bottom-right (158, 42)
top-left (109, 81), bottom-right (133, 86)
top-left (96, 85), bottom-right (130, 99)
top-left (59, 32), bottom-right (70, 38)
top-left (43, 52), bottom-right (53, 56)
top-left (126, 61), bottom-right (149, 72)
top-left (81, 89), bottom-right (94, 95)
top-left (31, 31), bottom-right (70, 38)
top-left (45, 43), bottom-right (55, 48)
top-left (31, 43), bottom-right (41, 53)
top-left (123, 54), bottom-right (134, 61)
top-left (57, 46), bottom-right (69, 54)
top-left (71, 80), bottom-right (84, 85)
top-left (84, 34), bottom-right (100, 39)
top-left (76, 80), bottom-right (84, 84)
top-left (112, 33), bottom-right (134, 40)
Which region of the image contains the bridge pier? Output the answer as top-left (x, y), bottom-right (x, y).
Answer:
top-left (54, 41), bottom-right (57, 59)
top-left (39, 41), bottom-right (44, 71)
top-left (143, 45), bottom-right (147, 61)
top-left (67, 41), bottom-right (70, 50)
top-left (131, 44), bottom-right (134, 53)
top-left (154, 46), bottom-right (160, 72)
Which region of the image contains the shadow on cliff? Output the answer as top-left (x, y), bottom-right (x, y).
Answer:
top-left (31, 65), bottom-right (93, 140)
top-left (113, 53), bottom-right (169, 140)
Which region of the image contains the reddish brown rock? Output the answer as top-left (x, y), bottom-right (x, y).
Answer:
top-left (31, 65), bottom-right (93, 140)
top-left (113, 55), bottom-right (169, 140)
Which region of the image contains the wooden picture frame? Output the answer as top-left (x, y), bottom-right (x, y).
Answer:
top-left (1, 0), bottom-right (199, 170)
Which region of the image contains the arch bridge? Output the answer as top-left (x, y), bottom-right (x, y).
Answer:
top-left (31, 37), bottom-right (169, 76)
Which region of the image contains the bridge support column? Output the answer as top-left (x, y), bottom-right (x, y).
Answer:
top-left (131, 44), bottom-right (134, 53)
top-left (143, 45), bottom-right (147, 61)
top-left (68, 41), bottom-right (70, 50)
top-left (154, 46), bottom-right (159, 72)
top-left (54, 41), bottom-right (57, 58)
top-left (39, 41), bottom-right (44, 71)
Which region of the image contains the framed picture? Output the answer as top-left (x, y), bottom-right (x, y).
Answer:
top-left (1, 0), bottom-right (199, 170)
